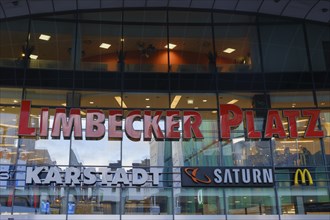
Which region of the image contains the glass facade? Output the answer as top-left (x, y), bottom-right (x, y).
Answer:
top-left (0, 9), bottom-right (329, 220)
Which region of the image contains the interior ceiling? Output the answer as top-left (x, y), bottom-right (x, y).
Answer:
top-left (0, 0), bottom-right (329, 23)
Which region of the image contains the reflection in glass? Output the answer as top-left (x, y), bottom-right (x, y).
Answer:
top-left (226, 188), bottom-right (277, 215)
top-left (270, 91), bottom-right (315, 108)
top-left (122, 187), bottom-right (172, 215)
top-left (174, 188), bottom-right (224, 215)
top-left (273, 138), bottom-right (322, 167)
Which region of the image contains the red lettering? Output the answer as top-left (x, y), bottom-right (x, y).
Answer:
top-left (245, 110), bottom-right (262, 139)
top-left (183, 111), bottom-right (203, 140)
top-left (108, 110), bottom-right (123, 140)
top-left (39, 108), bottom-right (49, 137)
top-left (283, 110), bottom-right (300, 138)
top-left (51, 108), bottom-right (82, 139)
top-left (220, 104), bottom-right (243, 139)
top-left (86, 110), bottom-right (105, 139)
top-left (264, 110), bottom-right (286, 138)
top-left (302, 110), bottom-right (324, 138)
top-left (166, 111), bottom-right (180, 140)
top-left (18, 100), bottom-right (36, 136)
top-left (143, 111), bottom-right (164, 141)
top-left (125, 110), bottom-right (142, 141)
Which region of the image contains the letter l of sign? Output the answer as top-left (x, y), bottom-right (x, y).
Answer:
top-left (18, 100), bottom-right (36, 136)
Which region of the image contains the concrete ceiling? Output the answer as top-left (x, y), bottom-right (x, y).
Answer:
top-left (0, 0), bottom-right (329, 23)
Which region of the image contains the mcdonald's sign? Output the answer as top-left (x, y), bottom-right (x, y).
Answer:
top-left (294, 169), bottom-right (313, 185)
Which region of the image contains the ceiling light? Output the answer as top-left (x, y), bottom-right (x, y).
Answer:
top-left (146, 106), bottom-right (150, 108)
top-left (194, 107), bottom-right (198, 109)
top-left (227, 99), bottom-right (238, 104)
top-left (203, 99), bottom-right (207, 103)
top-left (61, 103), bottom-right (66, 107)
top-left (99, 43), bottom-right (111, 49)
top-left (187, 99), bottom-right (194, 104)
top-left (121, 38), bottom-right (125, 42)
top-left (39, 34), bottom-right (51, 41)
top-left (212, 110), bottom-right (217, 114)
top-left (165, 43), bottom-right (177, 49)
top-left (21, 53), bottom-right (25, 57)
top-left (1, 109), bottom-right (4, 112)
top-left (171, 95), bottom-right (182, 109)
top-left (89, 101), bottom-right (94, 104)
top-left (145, 98), bottom-right (150, 101)
top-left (114, 96), bottom-right (127, 108)
top-left (320, 102), bottom-right (325, 106)
top-left (223, 48), bottom-right (235, 53)
top-left (13, 100), bottom-right (18, 103)
top-left (29, 54), bottom-right (38, 60)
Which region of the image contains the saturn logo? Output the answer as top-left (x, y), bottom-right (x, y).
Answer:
top-left (184, 168), bottom-right (211, 184)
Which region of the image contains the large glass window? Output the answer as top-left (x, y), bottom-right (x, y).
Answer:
top-left (29, 19), bottom-right (75, 70)
top-left (0, 19), bottom-right (29, 68)
top-left (306, 23), bottom-right (330, 72)
top-left (260, 24), bottom-right (308, 72)
top-left (214, 25), bottom-right (261, 73)
top-left (226, 188), bottom-right (277, 215)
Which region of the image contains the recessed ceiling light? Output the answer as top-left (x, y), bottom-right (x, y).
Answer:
top-left (187, 99), bottom-right (194, 104)
top-left (120, 38), bottom-right (125, 42)
top-left (12, 106), bottom-right (15, 109)
top-left (21, 53), bottom-right (25, 57)
top-left (29, 54), bottom-right (38, 60)
top-left (320, 102), bottom-right (325, 106)
top-left (89, 101), bottom-right (94, 104)
top-left (39, 34), bottom-right (51, 41)
top-left (1, 109), bottom-right (5, 111)
top-left (114, 96), bottom-right (127, 108)
top-left (170, 95), bottom-right (182, 109)
top-left (212, 110), bottom-right (217, 114)
top-left (203, 99), bottom-right (207, 103)
top-left (223, 48), bottom-right (236, 54)
top-left (61, 103), bottom-right (66, 107)
top-left (13, 100), bottom-right (18, 103)
top-left (145, 98), bottom-right (150, 101)
top-left (165, 43), bottom-right (177, 49)
top-left (194, 107), bottom-right (199, 109)
top-left (146, 105), bottom-right (150, 108)
top-left (99, 43), bottom-right (111, 49)
top-left (227, 99), bottom-right (238, 104)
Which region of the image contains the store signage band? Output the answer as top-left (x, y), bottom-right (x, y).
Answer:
top-left (18, 100), bottom-right (324, 140)
top-left (181, 167), bottom-right (274, 187)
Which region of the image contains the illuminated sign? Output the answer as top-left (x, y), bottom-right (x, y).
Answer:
top-left (294, 168), bottom-right (313, 185)
top-left (181, 167), bottom-right (274, 187)
top-left (25, 166), bottom-right (162, 186)
top-left (17, 100), bottom-right (324, 140)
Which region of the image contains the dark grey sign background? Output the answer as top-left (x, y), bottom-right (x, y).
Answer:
top-left (181, 167), bottom-right (274, 187)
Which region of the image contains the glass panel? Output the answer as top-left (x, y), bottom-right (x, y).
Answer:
top-left (173, 188), bottom-right (224, 215)
top-left (260, 24), bottom-right (308, 72)
top-left (172, 111), bottom-right (220, 166)
top-left (169, 11), bottom-right (211, 23)
top-left (25, 89), bottom-right (69, 107)
top-left (122, 187), bottom-right (172, 215)
top-left (0, 188), bottom-right (14, 214)
top-left (321, 110), bottom-right (330, 137)
top-left (0, 19), bottom-right (29, 68)
top-left (213, 12), bottom-right (256, 23)
top-left (13, 186), bottom-right (66, 217)
top-left (222, 138), bottom-right (271, 166)
top-left (68, 186), bottom-right (120, 215)
top-left (123, 24), bottom-right (168, 72)
top-left (306, 23), bottom-right (330, 72)
top-left (170, 93), bottom-right (217, 109)
top-left (324, 137), bottom-right (330, 166)
top-left (29, 19), bottom-right (75, 70)
top-left (79, 91), bottom-right (121, 108)
top-left (123, 93), bottom-right (169, 109)
top-left (317, 91), bottom-right (330, 108)
top-left (219, 92), bottom-right (267, 108)
top-left (0, 88), bottom-right (22, 104)
top-left (0, 106), bottom-right (20, 165)
top-left (79, 22), bottom-right (122, 72)
top-left (169, 25), bottom-right (213, 73)
top-left (125, 10), bottom-right (166, 23)
top-left (269, 91), bottom-right (315, 108)
top-left (226, 188), bottom-right (277, 215)
top-left (273, 138), bottom-right (323, 167)
top-left (214, 25), bottom-right (261, 73)
top-left (278, 187), bottom-right (330, 215)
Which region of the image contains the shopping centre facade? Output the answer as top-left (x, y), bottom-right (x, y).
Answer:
top-left (0, 0), bottom-right (329, 220)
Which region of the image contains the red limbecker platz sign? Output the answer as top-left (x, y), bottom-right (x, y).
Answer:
top-left (18, 100), bottom-right (325, 140)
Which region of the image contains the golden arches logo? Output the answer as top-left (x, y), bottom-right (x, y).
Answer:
top-left (294, 169), bottom-right (313, 185)
top-left (184, 168), bottom-right (211, 184)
